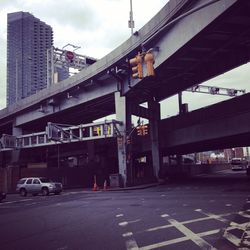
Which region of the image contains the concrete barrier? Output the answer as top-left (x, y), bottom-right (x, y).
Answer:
top-left (164, 163), bottom-right (231, 179)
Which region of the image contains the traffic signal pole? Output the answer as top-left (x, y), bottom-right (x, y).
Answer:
top-left (148, 99), bottom-right (161, 180)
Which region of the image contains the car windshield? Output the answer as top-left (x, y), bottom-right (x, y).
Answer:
top-left (17, 179), bottom-right (26, 184)
top-left (40, 178), bottom-right (53, 183)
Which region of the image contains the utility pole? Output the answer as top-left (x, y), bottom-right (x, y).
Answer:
top-left (128, 0), bottom-right (135, 35)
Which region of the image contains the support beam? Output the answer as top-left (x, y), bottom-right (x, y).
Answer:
top-left (115, 92), bottom-right (129, 187)
top-left (148, 99), bottom-right (161, 180)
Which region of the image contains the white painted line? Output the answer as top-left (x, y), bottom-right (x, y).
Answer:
top-left (119, 219), bottom-right (141, 227)
top-left (168, 218), bottom-right (217, 250)
top-left (126, 239), bottom-right (139, 250)
top-left (195, 209), bottom-right (229, 223)
top-left (146, 224), bottom-right (172, 232)
top-left (24, 202), bottom-right (37, 206)
top-left (123, 232), bottom-right (133, 237)
top-left (119, 221), bottom-right (128, 227)
top-left (140, 229), bottom-right (221, 250)
top-left (223, 230), bottom-right (241, 247)
top-left (160, 214), bottom-right (169, 218)
top-left (20, 199), bottom-right (33, 202)
top-left (195, 209), bottom-right (202, 212)
top-left (145, 211), bottom-right (234, 233)
top-left (226, 221), bottom-right (249, 230)
top-left (198, 229), bottom-right (220, 237)
top-left (116, 214), bottom-right (124, 218)
top-left (239, 209), bottom-right (250, 219)
top-left (139, 236), bottom-right (188, 250)
top-left (0, 198), bottom-right (33, 205)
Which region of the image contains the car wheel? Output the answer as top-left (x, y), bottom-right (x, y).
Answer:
top-left (55, 191), bottom-right (61, 195)
top-left (20, 188), bottom-right (27, 197)
top-left (42, 187), bottom-right (49, 196)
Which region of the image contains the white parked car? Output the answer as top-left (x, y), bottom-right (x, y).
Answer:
top-left (16, 177), bottom-right (63, 196)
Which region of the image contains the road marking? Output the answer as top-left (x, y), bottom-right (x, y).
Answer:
top-left (223, 230), bottom-right (241, 246)
top-left (119, 220), bottom-right (140, 227)
top-left (195, 209), bottom-right (229, 223)
top-left (145, 211), bottom-right (233, 233)
top-left (140, 229), bottom-right (220, 250)
top-left (126, 239), bottom-right (139, 250)
top-left (167, 218), bottom-right (217, 250)
top-left (146, 224), bottom-right (172, 232)
top-left (226, 204), bottom-right (232, 207)
top-left (116, 214), bottom-right (124, 217)
top-left (140, 236), bottom-right (189, 250)
top-left (0, 198), bottom-right (33, 205)
top-left (223, 221), bottom-right (250, 247)
top-left (119, 221), bottom-right (128, 227)
top-left (123, 232), bottom-right (133, 237)
top-left (198, 229), bottom-right (220, 237)
top-left (160, 214), bottom-right (169, 218)
top-left (239, 209), bottom-right (250, 218)
top-left (24, 202), bottom-right (37, 206)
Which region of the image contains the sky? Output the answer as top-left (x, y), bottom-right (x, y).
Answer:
top-left (0, 0), bottom-right (250, 118)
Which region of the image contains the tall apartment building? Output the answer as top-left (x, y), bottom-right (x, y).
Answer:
top-left (7, 12), bottom-right (53, 106)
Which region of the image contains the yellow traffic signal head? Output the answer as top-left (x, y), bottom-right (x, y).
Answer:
top-left (129, 54), bottom-right (143, 79)
top-left (137, 126), bottom-right (142, 136)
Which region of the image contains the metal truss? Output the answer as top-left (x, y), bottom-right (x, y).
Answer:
top-left (47, 46), bottom-right (97, 86)
top-left (186, 84), bottom-right (246, 97)
top-left (0, 120), bottom-right (122, 151)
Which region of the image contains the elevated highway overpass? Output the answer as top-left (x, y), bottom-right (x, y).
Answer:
top-left (1, 0), bottom-right (250, 186)
top-left (1, 0), bottom-right (250, 132)
top-left (136, 91), bottom-right (250, 156)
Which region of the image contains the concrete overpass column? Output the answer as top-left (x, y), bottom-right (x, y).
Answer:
top-left (12, 126), bottom-right (22, 136)
top-left (115, 91), bottom-right (132, 187)
top-left (148, 99), bottom-right (161, 181)
top-left (11, 121), bottom-right (23, 166)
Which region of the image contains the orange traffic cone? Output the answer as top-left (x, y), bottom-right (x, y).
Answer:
top-left (92, 175), bottom-right (98, 192)
top-left (103, 180), bottom-right (107, 191)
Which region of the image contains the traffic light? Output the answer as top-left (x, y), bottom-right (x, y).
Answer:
top-left (137, 126), bottom-right (142, 136)
top-left (142, 125), bottom-right (148, 135)
top-left (129, 53), bottom-right (143, 79)
top-left (144, 51), bottom-right (155, 77)
top-left (93, 126), bottom-right (101, 136)
top-left (126, 136), bottom-right (132, 145)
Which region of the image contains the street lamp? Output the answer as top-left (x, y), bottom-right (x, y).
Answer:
top-left (128, 0), bottom-right (135, 35)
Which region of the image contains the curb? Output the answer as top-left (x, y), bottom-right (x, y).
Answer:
top-left (106, 183), bottom-right (159, 191)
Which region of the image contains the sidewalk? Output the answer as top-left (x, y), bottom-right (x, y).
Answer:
top-left (64, 182), bottom-right (160, 193)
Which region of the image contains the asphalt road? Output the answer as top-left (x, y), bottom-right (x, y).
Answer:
top-left (0, 169), bottom-right (249, 250)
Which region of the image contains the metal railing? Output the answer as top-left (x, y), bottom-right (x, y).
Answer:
top-left (0, 120), bottom-right (122, 150)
